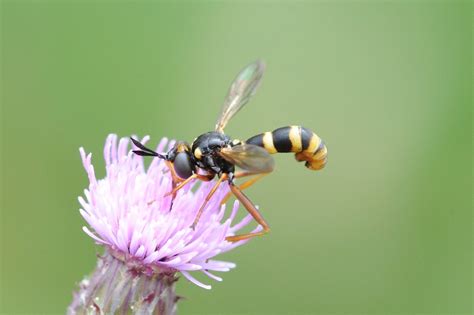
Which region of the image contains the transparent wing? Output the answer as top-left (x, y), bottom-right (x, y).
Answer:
top-left (215, 60), bottom-right (265, 132)
top-left (219, 144), bottom-right (274, 173)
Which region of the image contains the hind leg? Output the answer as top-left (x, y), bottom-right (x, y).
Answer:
top-left (220, 171), bottom-right (268, 205)
top-left (225, 182), bottom-right (270, 242)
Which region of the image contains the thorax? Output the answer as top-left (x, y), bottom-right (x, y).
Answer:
top-left (191, 131), bottom-right (234, 174)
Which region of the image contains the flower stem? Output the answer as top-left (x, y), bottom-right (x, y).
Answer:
top-left (68, 251), bottom-right (178, 315)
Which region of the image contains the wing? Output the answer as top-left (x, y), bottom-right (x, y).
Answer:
top-left (219, 144), bottom-right (274, 173)
top-left (215, 60), bottom-right (265, 132)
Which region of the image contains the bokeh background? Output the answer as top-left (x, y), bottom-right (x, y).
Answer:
top-left (1, 1), bottom-right (471, 314)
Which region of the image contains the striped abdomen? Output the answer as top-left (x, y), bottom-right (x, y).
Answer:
top-left (246, 126), bottom-right (327, 170)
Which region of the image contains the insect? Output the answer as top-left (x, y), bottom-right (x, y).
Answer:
top-left (131, 60), bottom-right (327, 242)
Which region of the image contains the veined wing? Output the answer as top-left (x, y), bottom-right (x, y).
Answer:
top-left (219, 144), bottom-right (274, 173)
top-left (215, 60), bottom-right (265, 132)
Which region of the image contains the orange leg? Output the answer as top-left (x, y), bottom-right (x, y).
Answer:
top-left (165, 173), bottom-right (198, 197)
top-left (225, 183), bottom-right (270, 242)
top-left (150, 162), bottom-right (213, 206)
top-left (165, 160), bottom-right (183, 185)
top-left (220, 172), bottom-right (268, 205)
top-left (165, 172), bottom-right (214, 197)
top-left (191, 174), bottom-right (228, 229)
top-left (163, 160), bottom-right (214, 197)
top-left (146, 161), bottom-right (183, 206)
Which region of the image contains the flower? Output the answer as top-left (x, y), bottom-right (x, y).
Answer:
top-left (78, 134), bottom-right (256, 290)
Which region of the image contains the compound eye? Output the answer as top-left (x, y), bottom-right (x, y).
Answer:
top-left (174, 152), bottom-right (193, 179)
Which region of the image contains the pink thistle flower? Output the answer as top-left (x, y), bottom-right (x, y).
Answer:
top-left (69, 134), bottom-right (256, 314)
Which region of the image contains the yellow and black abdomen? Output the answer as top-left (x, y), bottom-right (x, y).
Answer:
top-left (246, 126), bottom-right (327, 170)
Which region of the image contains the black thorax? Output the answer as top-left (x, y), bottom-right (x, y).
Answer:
top-left (191, 131), bottom-right (235, 175)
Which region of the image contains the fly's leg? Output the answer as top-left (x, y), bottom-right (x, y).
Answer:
top-left (165, 173), bottom-right (214, 197)
top-left (150, 161), bottom-right (213, 206)
top-left (220, 171), bottom-right (268, 205)
top-left (225, 182), bottom-right (270, 242)
top-left (191, 174), bottom-right (228, 229)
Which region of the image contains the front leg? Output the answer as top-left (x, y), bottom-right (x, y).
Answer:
top-left (165, 172), bottom-right (214, 198)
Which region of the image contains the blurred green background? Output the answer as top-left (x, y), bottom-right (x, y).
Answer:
top-left (1, 1), bottom-right (471, 314)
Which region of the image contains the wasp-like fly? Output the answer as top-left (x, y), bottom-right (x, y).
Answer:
top-left (131, 60), bottom-right (327, 242)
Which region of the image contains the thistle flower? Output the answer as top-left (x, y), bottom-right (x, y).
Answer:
top-left (69, 134), bottom-right (256, 314)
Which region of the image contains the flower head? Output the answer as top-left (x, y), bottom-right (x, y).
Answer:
top-left (78, 134), bottom-right (255, 289)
